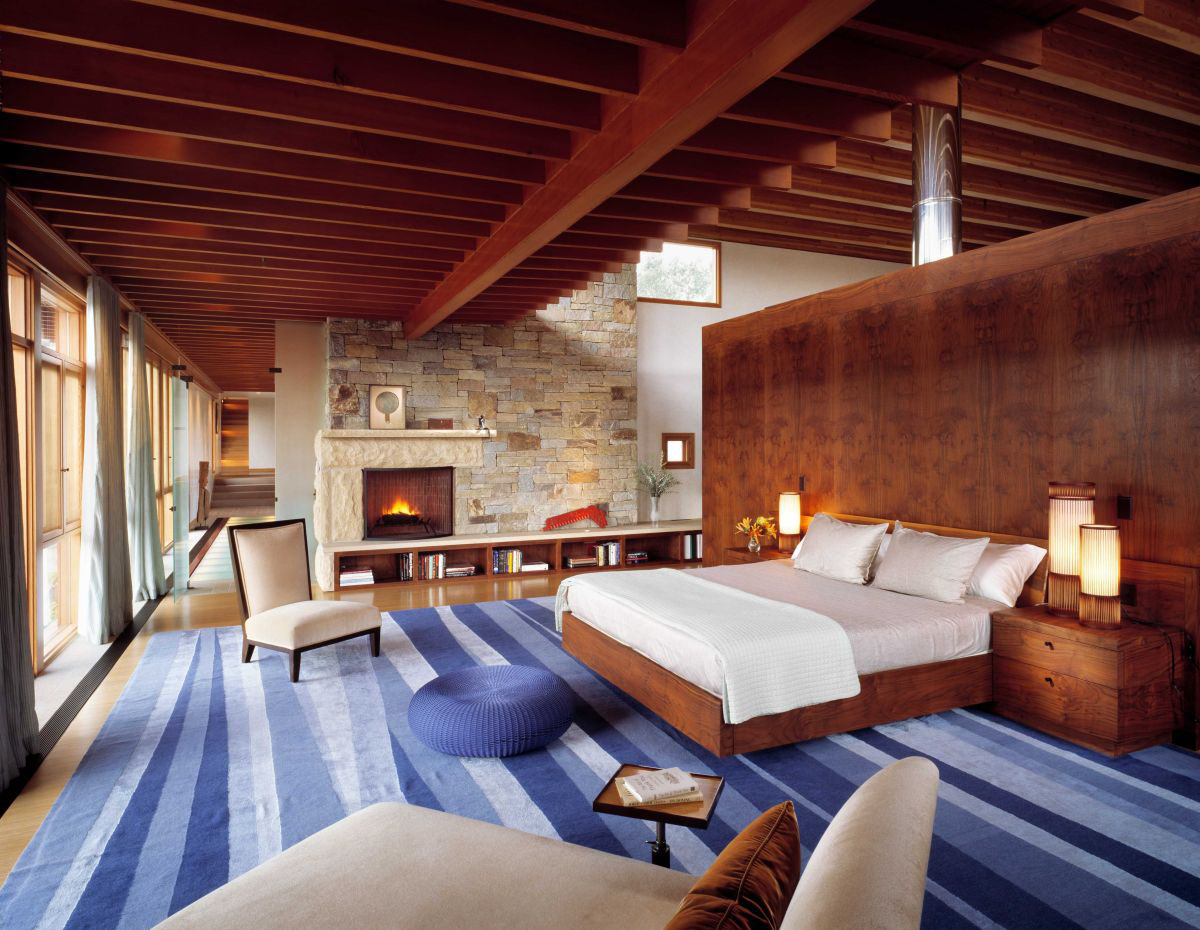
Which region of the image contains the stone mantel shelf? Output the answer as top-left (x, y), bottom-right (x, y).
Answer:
top-left (319, 429), bottom-right (497, 440)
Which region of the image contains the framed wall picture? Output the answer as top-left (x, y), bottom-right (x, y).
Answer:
top-left (661, 432), bottom-right (695, 469)
top-left (369, 385), bottom-right (407, 430)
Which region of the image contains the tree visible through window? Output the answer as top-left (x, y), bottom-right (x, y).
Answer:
top-left (636, 241), bottom-right (720, 306)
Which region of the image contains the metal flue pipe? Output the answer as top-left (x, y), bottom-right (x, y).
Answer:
top-left (911, 90), bottom-right (962, 265)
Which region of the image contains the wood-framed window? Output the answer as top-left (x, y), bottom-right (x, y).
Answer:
top-left (661, 432), bottom-right (695, 469)
top-left (636, 240), bottom-right (722, 307)
top-left (8, 263), bottom-right (37, 670)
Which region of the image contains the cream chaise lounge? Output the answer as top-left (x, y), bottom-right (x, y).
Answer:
top-left (158, 757), bottom-right (939, 929)
top-left (230, 519), bottom-right (382, 682)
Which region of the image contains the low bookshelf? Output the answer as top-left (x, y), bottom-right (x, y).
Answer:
top-left (319, 520), bottom-right (703, 591)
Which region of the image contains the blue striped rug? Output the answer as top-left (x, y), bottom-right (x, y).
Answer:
top-left (2, 597), bottom-right (1198, 928)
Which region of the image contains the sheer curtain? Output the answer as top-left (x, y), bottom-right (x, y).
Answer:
top-left (0, 193), bottom-right (39, 789)
top-left (78, 276), bottom-right (132, 644)
top-left (125, 312), bottom-right (166, 602)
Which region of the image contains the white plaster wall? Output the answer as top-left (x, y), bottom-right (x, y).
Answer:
top-left (636, 242), bottom-right (905, 520)
top-left (274, 321), bottom-right (327, 559)
top-left (247, 395), bottom-right (276, 469)
top-left (187, 383), bottom-right (214, 523)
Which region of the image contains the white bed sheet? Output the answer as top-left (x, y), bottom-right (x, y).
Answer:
top-left (561, 560), bottom-right (998, 698)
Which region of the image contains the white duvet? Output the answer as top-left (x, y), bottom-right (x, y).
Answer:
top-left (556, 568), bottom-right (861, 724)
top-left (558, 561), bottom-right (999, 723)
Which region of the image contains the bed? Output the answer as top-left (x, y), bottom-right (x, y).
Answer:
top-left (559, 518), bottom-right (1047, 757)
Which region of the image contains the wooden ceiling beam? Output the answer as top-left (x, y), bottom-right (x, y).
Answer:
top-left (514, 258), bottom-right (625, 273)
top-left (110, 271), bottom-right (424, 299)
top-left (723, 79), bottom-right (892, 140)
top-left (7, 168), bottom-right (490, 240)
top-left (403, 0), bottom-right (871, 337)
top-left (616, 177), bottom-right (751, 209)
top-left (847, 0), bottom-right (1043, 68)
top-left (133, 303), bottom-right (396, 321)
top-left (529, 246), bottom-right (643, 263)
top-left (1, 143), bottom-right (508, 225)
top-left (52, 218), bottom-right (458, 268)
top-left (2, 79), bottom-right (547, 184)
top-left (995, 13), bottom-right (1200, 125)
top-left (1, 2), bottom-right (605, 128)
top-left (1081, 1), bottom-right (1200, 55)
top-left (646, 151), bottom-right (794, 188)
top-left (679, 119), bottom-right (836, 166)
top-left (37, 199), bottom-right (469, 257)
top-left (716, 204), bottom-right (1010, 245)
top-left (961, 66), bottom-right (1200, 172)
top-left (133, 297), bottom-right (407, 317)
top-left (552, 233), bottom-right (661, 253)
top-left (589, 198), bottom-right (718, 225)
top-left (443, 0), bottom-right (687, 49)
top-left (686, 223), bottom-right (908, 264)
top-left (0, 116), bottom-right (522, 208)
top-left (88, 255), bottom-right (436, 289)
top-left (569, 217), bottom-right (690, 240)
top-left (130, 0), bottom-right (640, 94)
top-left (0, 31), bottom-right (574, 158)
top-left (779, 34), bottom-right (960, 107)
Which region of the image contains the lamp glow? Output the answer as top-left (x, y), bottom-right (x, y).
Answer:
top-left (778, 491), bottom-right (802, 553)
top-left (1047, 482), bottom-right (1095, 617)
top-left (1079, 524), bottom-right (1121, 628)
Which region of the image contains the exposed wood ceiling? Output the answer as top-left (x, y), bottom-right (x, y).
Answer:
top-left (1, 0), bottom-right (1197, 390)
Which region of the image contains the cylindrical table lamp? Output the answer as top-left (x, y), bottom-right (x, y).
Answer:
top-left (1047, 482), bottom-right (1095, 617)
top-left (1079, 524), bottom-right (1121, 628)
top-left (778, 491), bottom-right (802, 554)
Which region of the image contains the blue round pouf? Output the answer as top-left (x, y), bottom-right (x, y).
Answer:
top-left (408, 665), bottom-right (575, 757)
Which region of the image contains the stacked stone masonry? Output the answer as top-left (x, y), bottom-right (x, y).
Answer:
top-left (326, 267), bottom-right (639, 533)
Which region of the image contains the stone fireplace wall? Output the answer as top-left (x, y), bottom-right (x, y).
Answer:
top-left (325, 267), bottom-right (639, 533)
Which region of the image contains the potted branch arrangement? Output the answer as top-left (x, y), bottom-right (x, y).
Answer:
top-left (735, 515), bottom-right (777, 554)
top-left (637, 455), bottom-right (680, 527)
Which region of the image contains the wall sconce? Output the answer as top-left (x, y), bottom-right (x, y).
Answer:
top-left (1079, 524), bottom-right (1121, 628)
top-left (1047, 481), bottom-right (1095, 617)
top-left (778, 491), bottom-right (802, 552)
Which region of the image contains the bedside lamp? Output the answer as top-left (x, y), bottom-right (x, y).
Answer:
top-left (1047, 481), bottom-right (1095, 617)
top-left (778, 491), bottom-right (802, 553)
top-left (1079, 524), bottom-right (1121, 629)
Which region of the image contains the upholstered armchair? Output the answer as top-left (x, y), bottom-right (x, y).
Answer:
top-left (229, 519), bottom-right (382, 682)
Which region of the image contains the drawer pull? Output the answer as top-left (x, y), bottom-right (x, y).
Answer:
top-left (1044, 676), bottom-right (1054, 686)
top-left (1043, 641), bottom-right (1054, 650)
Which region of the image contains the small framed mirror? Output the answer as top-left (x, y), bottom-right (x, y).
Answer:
top-left (661, 432), bottom-right (695, 469)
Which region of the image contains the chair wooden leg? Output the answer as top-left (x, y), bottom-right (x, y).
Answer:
top-left (242, 639), bottom-right (254, 663)
top-left (369, 628), bottom-right (381, 657)
top-left (290, 650), bottom-right (301, 683)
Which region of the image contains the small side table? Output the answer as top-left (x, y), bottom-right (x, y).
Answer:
top-left (593, 764), bottom-right (725, 868)
top-left (724, 545), bottom-right (785, 565)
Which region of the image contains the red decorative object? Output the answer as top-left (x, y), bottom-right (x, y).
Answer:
top-left (544, 505), bottom-right (608, 531)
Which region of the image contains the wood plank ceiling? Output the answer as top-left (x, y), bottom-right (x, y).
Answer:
top-left (1, 0), bottom-right (1196, 390)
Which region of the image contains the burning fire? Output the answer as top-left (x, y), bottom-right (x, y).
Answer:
top-left (386, 497), bottom-right (419, 516)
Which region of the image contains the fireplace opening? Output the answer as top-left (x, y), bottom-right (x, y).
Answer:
top-left (363, 467), bottom-right (453, 540)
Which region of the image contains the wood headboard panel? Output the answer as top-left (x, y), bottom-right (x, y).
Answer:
top-left (702, 190), bottom-right (1200, 737)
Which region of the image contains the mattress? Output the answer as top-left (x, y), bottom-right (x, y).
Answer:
top-left (561, 560), bottom-right (998, 698)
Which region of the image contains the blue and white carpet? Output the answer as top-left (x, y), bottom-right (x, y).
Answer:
top-left (2, 597), bottom-right (1198, 928)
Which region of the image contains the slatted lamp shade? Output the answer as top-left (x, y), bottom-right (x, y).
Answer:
top-left (778, 491), bottom-right (803, 552)
top-left (1079, 524), bottom-right (1121, 628)
top-left (1047, 482), bottom-right (1096, 617)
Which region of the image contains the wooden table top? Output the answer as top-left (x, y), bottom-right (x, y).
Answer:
top-left (592, 764), bottom-right (725, 828)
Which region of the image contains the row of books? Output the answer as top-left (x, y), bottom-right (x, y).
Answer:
top-left (493, 548), bottom-right (523, 574)
top-left (614, 767), bottom-right (702, 807)
top-left (682, 532), bottom-right (704, 561)
top-left (564, 542), bottom-right (618, 569)
top-left (418, 553), bottom-right (450, 580)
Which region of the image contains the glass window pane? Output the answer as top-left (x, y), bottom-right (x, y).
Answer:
top-left (636, 242), bottom-right (720, 304)
top-left (63, 367), bottom-right (84, 525)
top-left (13, 347), bottom-right (29, 508)
top-left (39, 305), bottom-right (58, 353)
top-left (40, 539), bottom-right (61, 643)
top-left (41, 362), bottom-right (62, 533)
top-left (8, 269), bottom-right (28, 339)
top-left (63, 308), bottom-right (83, 363)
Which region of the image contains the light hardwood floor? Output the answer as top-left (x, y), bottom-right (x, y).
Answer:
top-left (0, 574), bottom-right (564, 882)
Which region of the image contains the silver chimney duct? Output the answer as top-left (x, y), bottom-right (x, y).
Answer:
top-left (911, 91), bottom-right (962, 265)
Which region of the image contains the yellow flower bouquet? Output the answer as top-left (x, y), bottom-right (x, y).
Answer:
top-left (734, 515), bottom-right (777, 553)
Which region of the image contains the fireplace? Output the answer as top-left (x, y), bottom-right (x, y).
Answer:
top-left (362, 467), bottom-right (454, 540)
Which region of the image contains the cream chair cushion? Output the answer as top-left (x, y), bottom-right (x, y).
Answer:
top-left (157, 802), bottom-right (694, 930)
top-left (782, 756), bottom-right (938, 930)
top-left (245, 600), bottom-right (381, 651)
top-left (232, 522), bottom-right (311, 615)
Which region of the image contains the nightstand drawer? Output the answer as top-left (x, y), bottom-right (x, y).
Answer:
top-left (991, 626), bottom-right (1118, 688)
top-left (994, 657), bottom-right (1119, 740)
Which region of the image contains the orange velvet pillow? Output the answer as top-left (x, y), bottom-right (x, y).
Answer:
top-left (663, 801), bottom-right (802, 930)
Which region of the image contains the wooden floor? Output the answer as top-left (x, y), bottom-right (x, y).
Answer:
top-left (0, 573), bottom-right (564, 883)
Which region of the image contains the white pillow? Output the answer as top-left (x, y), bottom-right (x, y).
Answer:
top-left (793, 513), bottom-right (889, 585)
top-left (967, 542), bottom-right (1046, 607)
top-left (871, 524), bottom-right (989, 603)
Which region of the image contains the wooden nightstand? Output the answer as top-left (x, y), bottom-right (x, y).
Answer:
top-left (991, 606), bottom-right (1184, 756)
top-left (724, 546), bottom-right (785, 564)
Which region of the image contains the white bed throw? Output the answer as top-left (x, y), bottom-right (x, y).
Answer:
top-left (557, 569), bottom-right (861, 724)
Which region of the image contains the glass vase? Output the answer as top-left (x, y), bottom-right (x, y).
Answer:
top-left (650, 496), bottom-right (660, 526)
top-left (747, 536), bottom-right (761, 554)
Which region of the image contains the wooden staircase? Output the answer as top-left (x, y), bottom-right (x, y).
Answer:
top-left (211, 470), bottom-right (275, 513)
top-left (219, 399), bottom-right (249, 470)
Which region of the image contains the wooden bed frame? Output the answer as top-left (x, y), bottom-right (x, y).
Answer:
top-left (562, 516), bottom-right (1044, 757)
